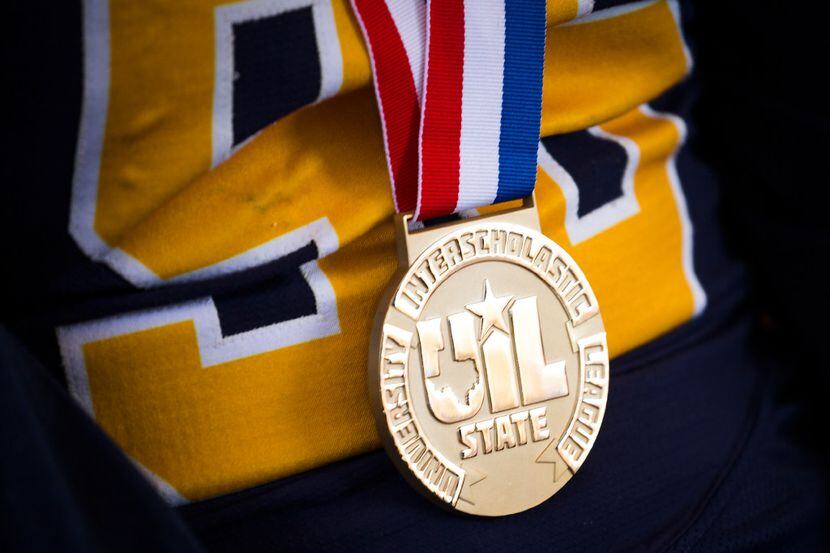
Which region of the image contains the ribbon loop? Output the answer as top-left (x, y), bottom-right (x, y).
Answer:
top-left (353, 0), bottom-right (546, 220)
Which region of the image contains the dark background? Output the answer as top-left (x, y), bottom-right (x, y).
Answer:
top-left (690, 3), bottom-right (830, 470)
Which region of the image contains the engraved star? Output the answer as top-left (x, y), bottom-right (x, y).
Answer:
top-left (465, 280), bottom-right (513, 336)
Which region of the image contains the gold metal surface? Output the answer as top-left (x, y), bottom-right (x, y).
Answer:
top-left (369, 197), bottom-right (609, 516)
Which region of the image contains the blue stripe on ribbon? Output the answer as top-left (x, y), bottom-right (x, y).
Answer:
top-left (496, 0), bottom-right (546, 204)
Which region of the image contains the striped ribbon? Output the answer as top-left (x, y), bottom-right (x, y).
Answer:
top-left (352, 0), bottom-right (546, 221)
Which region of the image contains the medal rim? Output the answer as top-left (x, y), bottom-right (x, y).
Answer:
top-left (369, 218), bottom-right (609, 517)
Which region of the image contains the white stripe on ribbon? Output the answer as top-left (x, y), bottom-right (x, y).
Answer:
top-left (456, 0), bottom-right (505, 212)
top-left (385, 0), bottom-right (427, 102)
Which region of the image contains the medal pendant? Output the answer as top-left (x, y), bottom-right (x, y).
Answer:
top-left (370, 196), bottom-right (609, 516)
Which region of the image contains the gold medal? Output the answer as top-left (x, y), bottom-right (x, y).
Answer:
top-left (369, 197), bottom-right (609, 516)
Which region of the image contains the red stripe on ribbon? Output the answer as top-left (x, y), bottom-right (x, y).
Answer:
top-left (417, 0), bottom-right (465, 220)
top-left (352, 0), bottom-right (419, 213)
